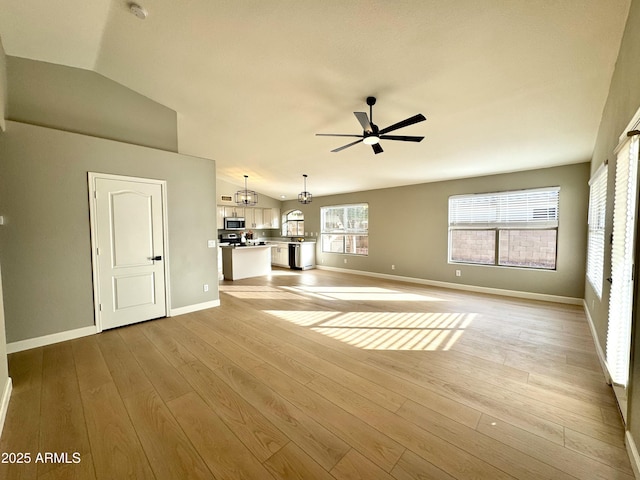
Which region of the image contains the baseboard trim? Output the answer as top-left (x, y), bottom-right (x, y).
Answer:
top-left (316, 266), bottom-right (583, 305)
top-left (5, 300), bottom-right (222, 353)
top-left (170, 299), bottom-right (220, 317)
top-left (7, 325), bottom-right (98, 354)
top-left (626, 430), bottom-right (640, 479)
top-left (0, 377), bottom-right (12, 441)
top-left (582, 300), bottom-right (612, 384)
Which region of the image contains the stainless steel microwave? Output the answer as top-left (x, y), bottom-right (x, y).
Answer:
top-left (224, 217), bottom-right (245, 230)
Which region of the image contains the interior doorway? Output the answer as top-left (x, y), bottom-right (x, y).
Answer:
top-left (88, 173), bottom-right (169, 331)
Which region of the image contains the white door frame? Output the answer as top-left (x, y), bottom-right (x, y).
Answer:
top-left (88, 172), bottom-right (171, 332)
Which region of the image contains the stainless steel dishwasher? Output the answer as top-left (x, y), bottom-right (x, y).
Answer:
top-left (288, 242), bottom-right (315, 270)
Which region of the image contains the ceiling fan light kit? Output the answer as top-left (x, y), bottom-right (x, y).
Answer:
top-left (316, 96), bottom-right (426, 154)
top-left (235, 175), bottom-right (258, 206)
top-left (298, 174), bottom-right (312, 204)
top-left (128, 3), bottom-right (148, 20)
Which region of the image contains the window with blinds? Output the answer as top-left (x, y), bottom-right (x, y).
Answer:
top-left (586, 164), bottom-right (608, 298)
top-left (448, 187), bottom-right (560, 269)
top-left (321, 204), bottom-right (369, 255)
top-left (607, 133), bottom-right (639, 388)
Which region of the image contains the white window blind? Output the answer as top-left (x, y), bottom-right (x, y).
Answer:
top-left (449, 187), bottom-right (560, 229)
top-left (586, 164), bottom-right (608, 299)
top-left (607, 133), bottom-right (639, 387)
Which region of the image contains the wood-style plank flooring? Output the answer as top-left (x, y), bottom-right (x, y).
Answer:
top-left (0, 268), bottom-right (633, 479)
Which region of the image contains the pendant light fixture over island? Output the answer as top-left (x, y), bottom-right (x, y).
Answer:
top-left (298, 174), bottom-right (312, 204)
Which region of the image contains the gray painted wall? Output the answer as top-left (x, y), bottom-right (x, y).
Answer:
top-left (0, 265), bottom-right (8, 397)
top-left (283, 162), bottom-right (589, 299)
top-left (0, 36), bottom-right (9, 421)
top-left (587, 0), bottom-right (640, 448)
top-left (0, 121), bottom-right (218, 343)
top-left (6, 57), bottom-right (178, 152)
top-left (217, 178), bottom-right (282, 209)
top-left (0, 38), bottom-right (6, 132)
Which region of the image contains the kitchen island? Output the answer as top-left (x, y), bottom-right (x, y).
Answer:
top-left (220, 244), bottom-right (271, 280)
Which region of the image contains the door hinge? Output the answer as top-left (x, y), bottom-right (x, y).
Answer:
top-left (96, 247), bottom-right (100, 255)
top-left (99, 304), bottom-right (102, 311)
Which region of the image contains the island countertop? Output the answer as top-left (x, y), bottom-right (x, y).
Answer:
top-left (221, 244), bottom-right (271, 280)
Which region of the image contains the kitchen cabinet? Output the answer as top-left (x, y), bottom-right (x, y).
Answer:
top-left (270, 241), bottom-right (315, 269)
top-left (246, 208), bottom-right (264, 229)
top-left (262, 208), bottom-right (272, 228)
top-left (224, 206), bottom-right (244, 218)
top-left (217, 206), bottom-right (280, 230)
top-left (267, 208), bottom-right (280, 228)
top-left (216, 206), bottom-right (225, 229)
top-left (221, 245), bottom-right (271, 280)
top-left (271, 243), bottom-right (289, 267)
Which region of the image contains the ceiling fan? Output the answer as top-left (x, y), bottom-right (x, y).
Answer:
top-left (316, 96), bottom-right (426, 154)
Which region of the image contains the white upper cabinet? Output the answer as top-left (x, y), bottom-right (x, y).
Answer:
top-left (217, 206), bottom-right (280, 229)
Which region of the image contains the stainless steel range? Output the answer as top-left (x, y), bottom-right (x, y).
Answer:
top-left (220, 233), bottom-right (241, 245)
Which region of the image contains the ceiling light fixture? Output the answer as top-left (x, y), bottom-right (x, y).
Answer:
top-left (235, 175), bottom-right (258, 206)
top-left (129, 3), bottom-right (148, 20)
top-left (298, 174), bottom-right (313, 204)
top-left (362, 135), bottom-right (380, 145)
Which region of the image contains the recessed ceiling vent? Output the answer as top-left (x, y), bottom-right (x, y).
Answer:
top-left (129, 3), bottom-right (148, 20)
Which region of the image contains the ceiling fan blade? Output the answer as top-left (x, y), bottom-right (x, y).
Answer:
top-left (354, 112), bottom-right (373, 133)
top-left (378, 114), bottom-right (426, 135)
top-left (372, 143), bottom-right (383, 154)
top-left (379, 135), bottom-right (424, 142)
top-left (316, 133), bottom-right (364, 138)
top-left (331, 138), bottom-right (364, 153)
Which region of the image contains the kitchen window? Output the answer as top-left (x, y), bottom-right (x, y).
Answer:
top-left (448, 187), bottom-right (560, 270)
top-left (321, 203), bottom-right (368, 255)
top-left (283, 209), bottom-right (304, 236)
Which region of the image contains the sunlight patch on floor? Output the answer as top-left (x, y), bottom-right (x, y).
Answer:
top-left (282, 286), bottom-right (444, 302)
top-left (263, 310), bottom-right (342, 326)
top-left (219, 285), bottom-right (307, 299)
top-left (264, 309), bottom-right (475, 350)
top-left (219, 286), bottom-right (282, 291)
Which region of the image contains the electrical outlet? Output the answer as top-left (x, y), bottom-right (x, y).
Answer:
top-left (455, 270), bottom-right (461, 277)
top-left (203, 284), bottom-right (209, 292)
top-left (344, 258), bottom-right (348, 264)
top-left (391, 264), bottom-right (395, 270)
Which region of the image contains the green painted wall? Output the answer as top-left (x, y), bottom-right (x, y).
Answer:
top-left (0, 36), bottom-right (10, 421)
top-left (6, 57), bottom-right (178, 152)
top-left (283, 162), bottom-right (589, 300)
top-left (588, 0), bottom-right (640, 447)
top-left (0, 55), bottom-right (216, 344)
top-left (0, 121), bottom-right (217, 343)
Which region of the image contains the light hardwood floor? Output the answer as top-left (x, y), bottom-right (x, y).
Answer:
top-left (0, 268), bottom-right (633, 479)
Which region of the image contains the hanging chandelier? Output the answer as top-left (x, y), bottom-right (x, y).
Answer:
top-left (298, 174), bottom-right (312, 204)
top-left (235, 175), bottom-right (258, 206)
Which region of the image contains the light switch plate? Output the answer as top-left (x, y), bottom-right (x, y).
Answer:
top-left (207, 240), bottom-right (216, 248)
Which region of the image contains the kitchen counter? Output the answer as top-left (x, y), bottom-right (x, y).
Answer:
top-left (269, 241), bottom-right (316, 270)
top-left (220, 244), bottom-right (271, 280)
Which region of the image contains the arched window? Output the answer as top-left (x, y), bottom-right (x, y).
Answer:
top-left (283, 210), bottom-right (304, 236)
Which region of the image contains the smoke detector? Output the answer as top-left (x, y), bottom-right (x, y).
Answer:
top-left (129, 3), bottom-right (148, 20)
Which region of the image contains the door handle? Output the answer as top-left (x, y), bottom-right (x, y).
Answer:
top-left (151, 255), bottom-right (162, 261)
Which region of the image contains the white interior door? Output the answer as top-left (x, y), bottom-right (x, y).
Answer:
top-left (90, 174), bottom-right (168, 331)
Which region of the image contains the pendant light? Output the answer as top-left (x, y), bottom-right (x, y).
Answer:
top-left (298, 174), bottom-right (312, 204)
top-left (235, 175), bottom-right (258, 206)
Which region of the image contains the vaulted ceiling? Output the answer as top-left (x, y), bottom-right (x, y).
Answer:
top-left (0, 1), bottom-right (631, 198)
